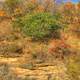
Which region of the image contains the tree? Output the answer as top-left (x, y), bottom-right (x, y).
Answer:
top-left (24, 0), bottom-right (57, 13)
top-left (43, 0), bottom-right (55, 12)
top-left (24, 0), bottom-right (38, 13)
top-left (63, 2), bottom-right (76, 23)
top-left (5, 0), bottom-right (22, 15)
top-left (76, 2), bottom-right (80, 23)
top-left (35, 5), bottom-right (45, 13)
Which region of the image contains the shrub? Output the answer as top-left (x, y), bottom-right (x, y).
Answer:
top-left (0, 42), bottom-right (23, 57)
top-left (13, 12), bottom-right (62, 40)
top-left (67, 55), bottom-right (80, 80)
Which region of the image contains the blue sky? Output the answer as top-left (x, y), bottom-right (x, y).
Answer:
top-left (64, 0), bottom-right (79, 3)
top-left (56, 0), bottom-right (79, 4)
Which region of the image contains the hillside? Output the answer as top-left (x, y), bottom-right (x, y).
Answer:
top-left (0, 0), bottom-right (80, 80)
top-left (0, 19), bottom-right (80, 80)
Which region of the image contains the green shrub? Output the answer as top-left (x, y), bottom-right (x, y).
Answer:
top-left (13, 12), bottom-right (62, 40)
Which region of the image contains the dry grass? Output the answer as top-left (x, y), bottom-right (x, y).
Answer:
top-left (0, 19), bottom-right (80, 80)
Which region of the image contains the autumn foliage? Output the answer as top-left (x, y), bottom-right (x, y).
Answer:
top-left (0, 10), bottom-right (6, 17)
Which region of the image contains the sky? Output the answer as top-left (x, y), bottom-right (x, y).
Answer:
top-left (56, 0), bottom-right (79, 4)
top-left (63, 0), bottom-right (79, 3)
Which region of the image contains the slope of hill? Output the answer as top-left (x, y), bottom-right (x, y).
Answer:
top-left (0, 19), bottom-right (80, 80)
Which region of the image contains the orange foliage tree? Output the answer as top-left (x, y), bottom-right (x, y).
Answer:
top-left (35, 5), bottom-right (45, 13)
top-left (77, 2), bottom-right (80, 23)
top-left (31, 0), bottom-right (37, 4)
top-left (62, 2), bottom-right (76, 23)
top-left (0, 10), bottom-right (6, 17)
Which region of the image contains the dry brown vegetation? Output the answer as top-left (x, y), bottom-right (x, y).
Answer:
top-left (0, 0), bottom-right (80, 80)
